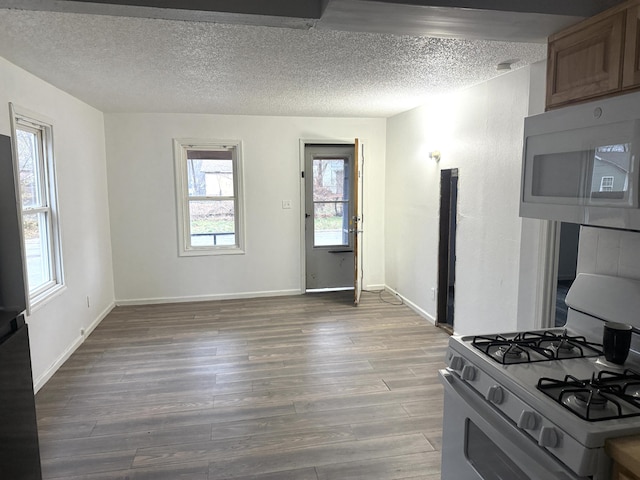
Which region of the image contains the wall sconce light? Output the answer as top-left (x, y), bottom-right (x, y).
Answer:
top-left (429, 150), bottom-right (441, 162)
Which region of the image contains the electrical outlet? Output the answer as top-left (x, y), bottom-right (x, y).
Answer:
top-left (282, 200), bottom-right (292, 209)
top-left (86, 296), bottom-right (90, 308)
top-left (431, 287), bottom-right (436, 300)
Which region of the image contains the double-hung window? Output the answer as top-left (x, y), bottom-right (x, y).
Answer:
top-left (600, 175), bottom-right (614, 192)
top-left (11, 105), bottom-right (64, 310)
top-left (173, 139), bottom-right (245, 256)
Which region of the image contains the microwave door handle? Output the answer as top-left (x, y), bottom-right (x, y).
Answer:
top-left (440, 371), bottom-right (574, 479)
top-left (581, 147), bottom-right (594, 203)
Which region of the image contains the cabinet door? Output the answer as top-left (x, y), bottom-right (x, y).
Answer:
top-left (623, 5), bottom-right (640, 89)
top-left (613, 463), bottom-right (640, 480)
top-left (547, 12), bottom-right (625, 109)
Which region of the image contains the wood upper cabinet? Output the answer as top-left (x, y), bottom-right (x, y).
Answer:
top-left (546, 0), bottom-right (640, 110)
top-left (546, 12), bottom-right (625, 108)
top-left (623, 4), bottom-right (640, 88)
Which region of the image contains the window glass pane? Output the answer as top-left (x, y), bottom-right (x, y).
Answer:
top-left (313, 159), bottom-right (348, 202)
top-left (15, 129), bottom-right (41, 209)
top-left (187, 158), bottom-right (234, 197)
top-left (189, 200), bottom-right (236, 246)
top-left (22, 212), bottom-right (51, 292)
top-left (314, 202), bottom-right (348, 247)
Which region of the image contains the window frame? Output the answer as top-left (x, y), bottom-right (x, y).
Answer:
top-left (173, 138), bottom-right (245, 256)
top-left (10, 104), bottom-right (65, 313)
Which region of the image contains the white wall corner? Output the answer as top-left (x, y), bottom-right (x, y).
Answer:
top-left (33, 302), bottom-right (115, 392)
top-left (385, 285), bottom-right (436, 326)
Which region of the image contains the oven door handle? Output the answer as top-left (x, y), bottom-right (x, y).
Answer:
top-left (440, 370), bottom-right (580, 479)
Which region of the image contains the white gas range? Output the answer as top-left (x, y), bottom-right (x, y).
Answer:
top-left (439, 273), bottom-right (640, 480)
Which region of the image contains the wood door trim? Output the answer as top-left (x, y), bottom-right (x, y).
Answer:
top-left (353, 138), bottom-right (361, 305)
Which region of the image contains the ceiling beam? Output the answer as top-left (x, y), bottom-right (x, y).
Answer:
top-left (369, 0), bottom-right (626, 18)
top-left (13, 0), bottom-right (327, 18)
top-left (0, 0), bottom-right (624, 20)
top-left (0, 0), bottom-right (624, 38)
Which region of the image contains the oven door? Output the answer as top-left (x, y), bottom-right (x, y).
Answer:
top-left (439, 370), bottom-right (586, 480)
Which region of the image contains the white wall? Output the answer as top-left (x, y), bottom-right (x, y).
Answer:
top-left (385, 66), bottom-right (536, 334)
top-left (0, 57), bottom-right (115, 389)
top-left (104, 114), bottom-right (386, 303)
top-left (515, 60), bottom-right (551, 331)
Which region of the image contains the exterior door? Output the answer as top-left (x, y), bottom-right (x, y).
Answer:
top-left (305, 144), bottom-right (355, 290)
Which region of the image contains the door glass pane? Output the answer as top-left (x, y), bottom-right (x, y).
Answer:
top-left (313, 158), bottom-right (349, 247)
top-left (465, 420), bottom-right (530, 480)
top-left (15, 129), bottom-right (41, 209)
top-left (313, 159), bottom-right (348, 201)
top-left (187, 158), bottom-right (234, 197)
top-left (22, 212), bottom-right (51, 292)
top-left (314, 202), bottom-right (348, 246)
top-left (589, 144), bottom-right (631, 202)
top-left (188, 200), bottom-right (236, 246)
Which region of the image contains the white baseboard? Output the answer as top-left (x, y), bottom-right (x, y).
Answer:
top-left (384, 285), bottom-right (436, 326)
top-left (85, 302), bottom-right (114, 338)
top-left (115, 289), bottom-right (303, 306)
top-left (33, 301), bottom-right (115, 393)
top-left (364, 284), bottom-right (385, 292)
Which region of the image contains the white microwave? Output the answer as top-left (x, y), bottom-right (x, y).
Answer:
top-left (521, 92), bottom-right (640, 230)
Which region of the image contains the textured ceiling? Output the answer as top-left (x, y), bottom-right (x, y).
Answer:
top-left (0, 8), bottom-right (548, 117)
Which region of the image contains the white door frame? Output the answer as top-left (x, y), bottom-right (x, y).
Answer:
top-left (298, 138), bottom-right (361, 293)
top-left (521, 219), bottom-right (562, 330)
top-left (537, 220), bottom-right (562, 329)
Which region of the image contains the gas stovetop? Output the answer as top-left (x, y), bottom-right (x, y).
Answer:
top-left (450, 321), bottom-right (640, 445)
top-left (471, 329), bottom-right (603, 365)
top-left (538, 369), bottom-right (640, 422)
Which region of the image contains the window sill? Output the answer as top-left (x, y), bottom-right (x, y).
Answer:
top-left (179, 247), bottom-right (245, 257)
top-left (28, 283), bottom-right (67, 315)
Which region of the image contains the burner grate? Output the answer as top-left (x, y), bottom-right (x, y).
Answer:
top-left (471, 330), bottom-right (603, 365)
top-left (538, 371), bottom-right (640, 421)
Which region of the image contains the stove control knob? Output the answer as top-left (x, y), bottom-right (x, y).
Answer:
top-left (517, 411), bottom-right (538, 430)
top-left (461, 365), bottom-right (476, 381)
top-left (538, 427), bottom-right (559, 448)
top-left (449, 355), bottom-right (464, 371)
top-left (486, 385), bottom-right (504, 404)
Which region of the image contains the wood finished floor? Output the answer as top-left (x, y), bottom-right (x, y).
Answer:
top-left (35, 291), bottom-right (450, 480)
